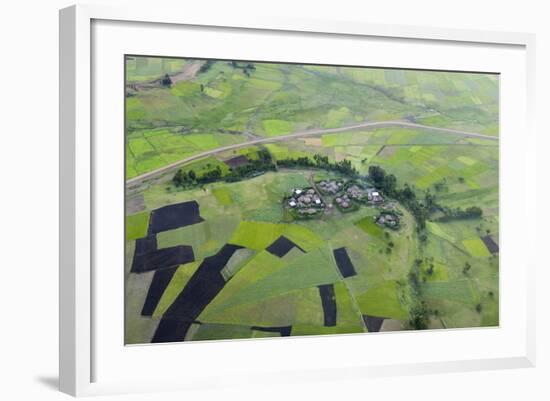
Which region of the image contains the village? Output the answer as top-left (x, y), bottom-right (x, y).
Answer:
top-left (284, 178), bottom-right (399, 228)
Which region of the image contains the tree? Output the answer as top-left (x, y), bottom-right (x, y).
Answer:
top-left (409, 301), bottom-right (429, 330)
top-left (424, 189), bottom-right (436, 210)
top-left (463, 262), bottom-right (471, 275)
top-left (368, 165), bottom-right (386, 186)
top-left (172, 169), bottom-right (184, 186)
top-left (188, 169), bottom-right (197, 181)
top-left (427, 264), bottom-right (434, 276)
top-left (400, 185), bottom-right (416, 201)
top-left (381, 173), bottom-right (397, 195)
top-left (199, 60), bottom-right (214, 73)
top-left (161, 74), bottom-right (172, 87)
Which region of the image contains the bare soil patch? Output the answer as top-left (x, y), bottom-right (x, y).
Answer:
top-left (131, 245), bottom-right (194, 273)
top-left (141, 267), bottom-right (178, 316)
top-left (363, 315), bottom-right (385, 332)
top-left (318, 284), bottom-right (337, 327)
top-left (148, 201), bottom-right (204, 234)
top-left (126, 193), bottom-right (146, 214)
top-left (303, 138), bottom-right (322, 146)
top-left (151, 319), bottom-right (193, 343)
top-left (377, 145), bottom-right (397, 159)
top-left (169, 61), bottom-right (205, 84)
top-left (266, 235), bottom-right (305, 258)
top-left (380, 319), bottom-right (403, 332)
top-left (151, 244), bottom-right (245, 343)
top-left (250, 325), bottom-right (292, 337)
top-left (224, 155), bottom-right (249, 168)
top-left (333, 247), bottom-right (357, 278)
top-left (481, 235), bottom-right (499, 254)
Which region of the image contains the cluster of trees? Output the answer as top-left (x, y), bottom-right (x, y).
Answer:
top-left (278, 153), bottom-right (358, 177)
top-left (198, 60), bottom-right (214, 74)
top-left (436, 206), bottom-right (483, 222)
top-left (433, 179), bottom-right (448, 192)
top-left (368, 165), bottom-right (430, 229)
top-left (407, 261), bottom-right (430, 330)
top-left (229, 61), bottom-right (256, 77)
top-left (172, 168), bottom-right (196, 187)
top-left (368, 165), bottom-right (483, 229)
top-left (173, 149), bottom-right (276, 188)
top-left (225, 149), bottom-right (275, 182)
top-left (172, 150), bottom-right (362, 190)
top-left (172, 166), bottom-right (223, 187)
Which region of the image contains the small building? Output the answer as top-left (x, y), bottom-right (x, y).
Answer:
top-left (289, 200), bottom-right (297, 207)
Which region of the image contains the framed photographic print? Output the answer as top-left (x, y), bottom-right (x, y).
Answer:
top-left (60, 4), bottom-right (536, 396)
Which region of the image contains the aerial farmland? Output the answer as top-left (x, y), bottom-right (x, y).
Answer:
top-left (125, 56), bottom-right (499, 344)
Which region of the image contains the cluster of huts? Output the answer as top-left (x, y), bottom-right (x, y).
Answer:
top-left (334, 194), bottom-right (353, 209)
top-left (366, 188), bottom-right (384, 203)
top-left (318, 180), bottom-right (384, 205)
top-left (288, 188), bottom-right (324, 211)
top-left (317, 180), bottom-right (344, 195)
top-left (285, 179), bottom-right (390, 219)
top-left (376, 212), bottom-right (400, 228)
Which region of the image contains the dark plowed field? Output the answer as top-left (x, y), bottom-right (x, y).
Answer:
top-left (141, 267), bottom-right (178, 316)
top-left (481, 235), bottom-right (499, 254)
top-left (147, 201), bottom-right (204, 234)
top-left (134, 235), bottom-right (157, 256)
top-left (318, 284), bottom-right (337, 326)
top-left (151, 244), bottom-right (243, 343)
top-left (224, 155), bottom-right (249, 168)
top-left (251, 326), bottom-right (292, 337)
top-left (163, 244), bottom-right (243, 321)
top-left (333, 247), bottom-right (357, 278)
top-left (266, 235), bottom-right (305, 258)
top-left (363, 315), bottom-right (385, 332)
top-left (131, 245), bottom-right (194, 273)
top-left (151, 319), bottom-right (192, 343)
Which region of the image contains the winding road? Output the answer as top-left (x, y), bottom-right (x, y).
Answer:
top-left (126, 120), bottom-right (498, 187)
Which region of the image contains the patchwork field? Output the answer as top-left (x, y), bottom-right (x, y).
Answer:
top-left (125, 56), bottom-right (499, 344)
top-left (125, 56), bottom-right (499, 180)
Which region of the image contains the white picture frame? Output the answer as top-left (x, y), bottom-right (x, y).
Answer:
top-left (59, 4), bottom-right (536, 397)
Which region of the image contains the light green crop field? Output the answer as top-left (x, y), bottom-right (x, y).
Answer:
top-left (126, 211), bottom-right (149, 240)
top-left (125, 56), bottom-right (499, 344)
top-left (126, 56), bottom-right (187, 83)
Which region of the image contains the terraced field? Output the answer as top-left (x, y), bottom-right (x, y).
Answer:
top-left (125, 56), bottom-right (499, 344)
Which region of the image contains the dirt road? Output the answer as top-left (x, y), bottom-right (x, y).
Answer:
top-left (126, 120), bottom-right (498, 187)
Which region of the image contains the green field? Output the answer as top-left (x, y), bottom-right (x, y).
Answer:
top-left (124, 56), bottom-right (499, 344)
